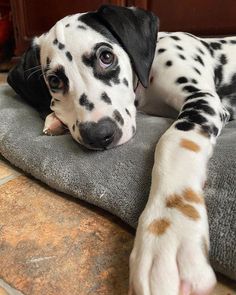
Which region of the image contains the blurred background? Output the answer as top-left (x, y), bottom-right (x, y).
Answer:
top-left (1, 0), bottom-right (236, 70)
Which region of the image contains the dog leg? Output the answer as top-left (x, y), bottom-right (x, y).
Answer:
top-left (43, 112), bottom-right (68, 135)
top-left (129, 91), bottom-right (229, 295)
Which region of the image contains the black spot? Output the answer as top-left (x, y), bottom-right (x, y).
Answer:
top-left (125, 108), bottom-right (131, 117)
top-left (176, 45), bottom-right (183, 50)
top-left (197, 47), bottom-right (205, 55)
top-left (82, 42), bottom-right (120, 86)
top-left (193, 67), bottom-right (201, 75)
top-left (176, 77), bottom-right (188, 84)
top-left (72, 124), bottom-right (75, 132)
top-left (220, 54), bottom-right (227, 65)
top-left (134, 99), bottom-right (139, 107)
top-left (220, 112), bottom-right (226, 122)
top-left (79, 93), bottom-right (94, 111)
top-left (65, 23), bottom-right (70, 28)
top-left (54, 66), bottom-right (69, 94)
top-left (78, 25), bottom-right (86, 30)
top-left (113, 110), bottom-right (124, 126)
top-left (201, 124), bottom-right (219, 137)
top-left (182, 99), bottom-right (216, 116)
top-left (191, 79), bottom-right (197, 84)
top-left (214, 65), bottom-right (223, 87)
top-left (200, 40), bottom-right (214, 56)
top-left (178, 54), bottom-right (186, 60)
top-left (185, 91), bottom-right (214, 102)
top-left (230, 40), bottom-right (236, 44)
top-left (210, 42), bottom-right (222, 50)
top-left (158, 48), bottom-right (166, 54)
top-left (166, 60), bottom-right (173, 67)
top-left (220, 39), bottom-right (227, 44)
top-left (170, 36), bottom-right (181, 41)
top-left (183, 85), bottom-right (200, 93)
top-left (183, 99), bottom-right (206, 109)
top-left (175, 121), bottom-right (195, 131)
top-left (193, 54), bottom-right (205, 66)
top-left (53, 38), bottom-right (58, 45)
top-left (66, 51), bottom-right (73, 61)
top-left (101, 92), bottom-right (112, 104)
top-left (116, 77), bottom-right (121, 84)
top-left (212, 126), bottom-right (219, 136)
top-left (217, 73), bottom-right (236, 100)
top-left (58, 43), bottom-right (65, 50)
top-left (123, 78), bottom-right (129, 87)
top-left (178, 109), bottom-right (207, 124)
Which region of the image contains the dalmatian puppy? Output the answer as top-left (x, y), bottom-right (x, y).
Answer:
top-left (8, 5), bottom-right (235, 295)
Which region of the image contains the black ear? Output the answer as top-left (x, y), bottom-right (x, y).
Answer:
top-left (7, 43), bottom-right (51, 117)
top-left (97, 5), bottom-right (159, 88)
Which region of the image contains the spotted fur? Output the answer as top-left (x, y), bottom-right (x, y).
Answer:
top-left (8, 6), bottom-right (236, 295)
top-left (180, 138), bottom-right (200, 152)
top-left (148, 218), bottom-right (171, 235)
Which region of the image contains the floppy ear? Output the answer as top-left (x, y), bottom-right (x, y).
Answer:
top-left (97, 5), bottom-right (159, 88)
top-left (7, 42), bottom-right (52, 117)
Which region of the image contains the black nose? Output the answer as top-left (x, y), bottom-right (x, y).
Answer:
top-left (79, 117), bottom-right (121, 149)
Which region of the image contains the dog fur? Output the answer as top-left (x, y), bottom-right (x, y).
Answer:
top-left (8, 5), bottom-right (236, 295)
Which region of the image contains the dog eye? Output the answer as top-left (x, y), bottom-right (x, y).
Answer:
top-left (48, 75), bottom-right (64, 90)
top-left (99, 50), bottom-right (114, 67)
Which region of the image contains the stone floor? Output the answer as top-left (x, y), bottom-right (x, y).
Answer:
top-left (0, 73), bottom-right (235, 294)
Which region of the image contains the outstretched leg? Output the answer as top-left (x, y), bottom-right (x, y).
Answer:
top-left (129, 90), bottom-right (229, 295)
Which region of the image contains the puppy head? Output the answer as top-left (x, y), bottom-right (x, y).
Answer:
top-left (9, 5), bottom-right (159, 150)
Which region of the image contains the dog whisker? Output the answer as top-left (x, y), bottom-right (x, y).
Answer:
top-left (24, 65), bottom-right (42, 72)
top-left (26, 68), bottom-right (42, 80)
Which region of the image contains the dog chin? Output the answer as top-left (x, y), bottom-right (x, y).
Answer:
top-left (116, 128), bottom-right (136, 147)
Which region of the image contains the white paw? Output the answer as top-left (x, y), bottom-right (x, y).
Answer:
top-left (43, 112), bottom-right (68, 136)
top-left (129, 189), bottom-right (216, 295)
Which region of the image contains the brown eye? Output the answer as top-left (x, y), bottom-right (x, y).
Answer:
top-left (48, 75), bottom-right (63, 90)
top-left (99, 50), bottom-right (114, 67)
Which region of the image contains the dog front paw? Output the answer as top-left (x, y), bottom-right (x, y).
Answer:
top-left (129, 189), bottom-right (216, 295)
top-left (43, 112), bottom-right (68, 136)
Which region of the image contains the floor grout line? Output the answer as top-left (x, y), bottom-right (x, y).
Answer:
top-left (0, 278), bottom-right (25, 295)
top-left (0, 173), bottom-right (21, 186)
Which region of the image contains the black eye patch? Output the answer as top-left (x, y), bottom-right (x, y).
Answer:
top-left (82, 42), bottom-right (120, 86)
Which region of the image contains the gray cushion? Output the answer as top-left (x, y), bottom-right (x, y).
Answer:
top-left (0, 84), bottom-right (235, 280)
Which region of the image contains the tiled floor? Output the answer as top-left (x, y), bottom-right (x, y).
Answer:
top-left (0, 155), bottom-right (133, 295)
top-left (0, 73), bottom-right (235, 294)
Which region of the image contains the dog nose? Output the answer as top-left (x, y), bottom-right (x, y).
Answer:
top-left (79, 117), bottom-right (119, 149)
